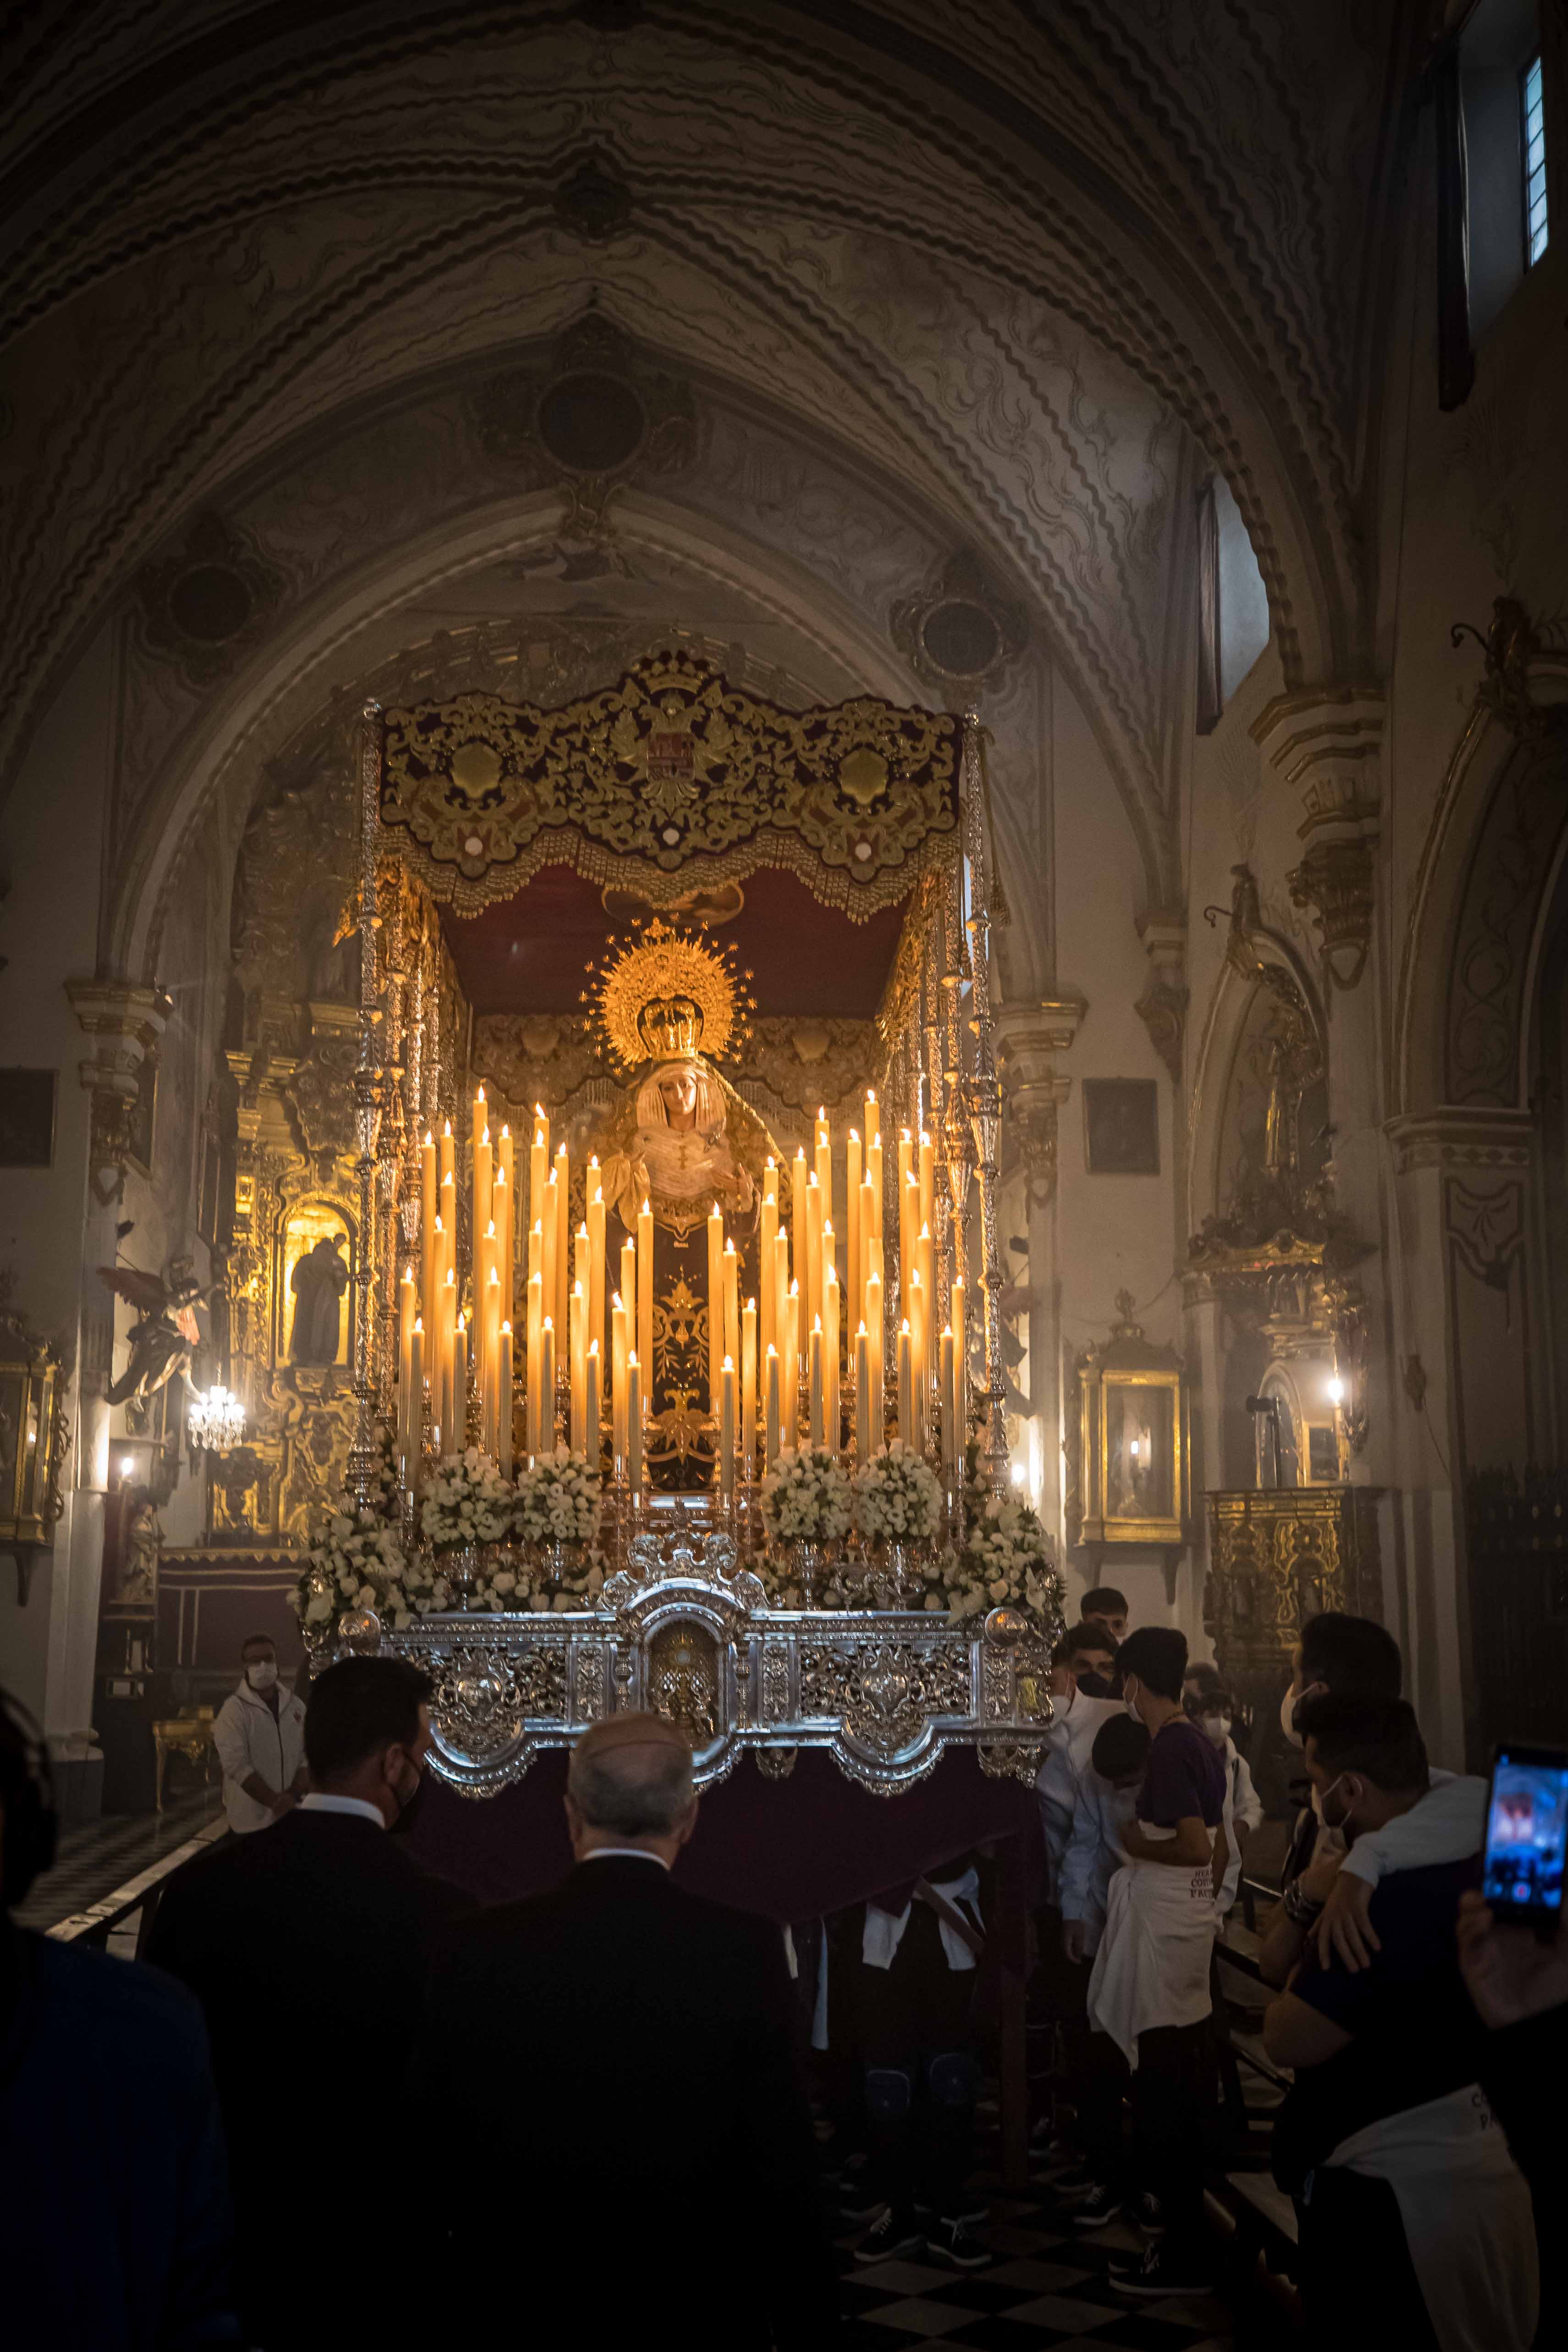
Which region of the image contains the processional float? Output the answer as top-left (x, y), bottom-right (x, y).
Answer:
top-left (309, 652), bottom-right (1056, 1792)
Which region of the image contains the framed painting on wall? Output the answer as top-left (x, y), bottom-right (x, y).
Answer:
top-left (1083, 1078), bottom-right (1159, 1175)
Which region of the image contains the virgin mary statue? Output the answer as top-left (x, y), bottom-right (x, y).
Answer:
top-left (591, 921), bottom-right (782, 1487)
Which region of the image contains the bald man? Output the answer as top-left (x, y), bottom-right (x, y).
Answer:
top-left (409, 1716), bottom-right (837, 2343)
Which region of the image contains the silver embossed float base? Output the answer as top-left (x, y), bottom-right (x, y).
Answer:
top-left (375, 1523), bottom-right (1055, 1798)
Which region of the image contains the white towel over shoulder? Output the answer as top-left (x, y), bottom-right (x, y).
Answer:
top-left (1085, 1836), bottom-right (1216, 2069)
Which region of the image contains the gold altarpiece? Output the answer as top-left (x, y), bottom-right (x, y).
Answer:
top-left (211, 652), bottom-right (1019, 1528)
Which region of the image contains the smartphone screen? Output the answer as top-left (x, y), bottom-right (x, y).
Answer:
top-left (1483, 1745), bottom-right (1568, 1924)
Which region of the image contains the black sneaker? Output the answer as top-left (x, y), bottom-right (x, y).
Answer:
top-left (1108, 2242), bottom-right (1211, 2297)
top-left (853, 2205), bottom-right (925, 2264)
top-left (1130, 2188), bottom-right (1166, 2234)
top-left (1068, 2181), bottom-right (1125, 2229)
top-left (839, 2189), bottom-right (892, 2225)
top-left (915, 2197), bottom-right (990, 2226)
top-left (925, 2219), bottom-right (992, 2270)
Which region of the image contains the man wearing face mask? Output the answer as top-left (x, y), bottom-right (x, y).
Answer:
top-left (148, 1656), bottom-right (475, 2349)
top-left (1264, 1696), bottom-right (1536, 2352)
top-left (1263, 1613), bottom-right (1487, 1987)
top-left (211, 1633), bottom-right (309, 1833)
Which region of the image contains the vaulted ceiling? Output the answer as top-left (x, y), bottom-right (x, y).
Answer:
top-left (0, 0), bottom-right (1420, 939)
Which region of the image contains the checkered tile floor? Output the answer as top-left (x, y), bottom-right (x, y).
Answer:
top-left (14, 1784), bottom-right (224, 1932)
top-left (831, 2187), bottom-right (1237, 2347)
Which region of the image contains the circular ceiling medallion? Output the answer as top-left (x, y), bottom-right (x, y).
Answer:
top-left (919, 599), bottom-right (1003, 681)
top-left (167, 563), bottom-right (254, 644)
top-left (536, 371), bottom-right (646, 475)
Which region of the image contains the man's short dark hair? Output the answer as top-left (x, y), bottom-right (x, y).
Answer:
top-left (1115, 1624), bottom-right (1187, 1701)
top-left (1081, 1586), bottom-right (1128, 1618)
top-left (241, 1631), bottom-right (276, 1656)
top-left (1060, 1619), bottom-right (1118, 1665)
top-left (1091, 1713), bottom-right (1150, 1781)
top-left (1297, 1694), bottom-right (1429, 1793)
top-left (1299, 1612), bottom-right (1401, 1701)
top-left (304, 1657), bottom-right (433, 1783)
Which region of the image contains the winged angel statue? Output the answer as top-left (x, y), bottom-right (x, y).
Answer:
top-left (99, 1259), bottom-right (212, 1408)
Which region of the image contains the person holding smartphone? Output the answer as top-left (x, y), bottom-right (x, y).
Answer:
top-left (1457, 1744), bottom-right (1568, 2352)
top-left (1263, 1696), bottom-right (1537, 2351)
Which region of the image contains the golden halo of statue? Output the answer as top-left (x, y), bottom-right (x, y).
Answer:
top-left (584, 916), bottom-right (754, 1074)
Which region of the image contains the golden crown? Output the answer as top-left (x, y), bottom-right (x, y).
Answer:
top-left (583, 917), bottom-right (754, 1074)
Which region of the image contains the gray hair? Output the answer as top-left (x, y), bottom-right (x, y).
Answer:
top-left (568, 1727), bottom-right (695, 1837)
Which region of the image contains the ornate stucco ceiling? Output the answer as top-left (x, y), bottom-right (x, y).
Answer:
top-left (0, 0), bottom-right (1419, 944)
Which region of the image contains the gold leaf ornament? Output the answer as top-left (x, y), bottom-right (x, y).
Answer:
top-left (588, 917), bottom-right (754, 1073)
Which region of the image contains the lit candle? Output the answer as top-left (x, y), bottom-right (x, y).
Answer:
top-left (785, 1280), bottom-right (800, 1440)
top-left (809, 1317), bottom-right (824, 1448)
top-left (637, 1198), bottom-right (654, 1419)
top-left (897, 1318), bottom-right (913, 1449)
top-left (587, 1336), bottom-right (601, 1469)
top-left (764, 1344), bottom-right (781, 1469)
top-left (815, 1106), bottom-right (833, 1235)
top-left (569, 1280), bottom-right (586, 1454)
top-left (806, 1171), bottom-right (823, 1331)
top-left (473, 1118), bottom-right (492, 1279)
top-left (628, 1353), bottom-right (643, 1491)
top-left (541, 1172), bottom-right (558, 1369)
top-left (823, 1248), bottom-right (840, 1454)
top-left (587, 1170), bottom-right (606, 1378)
top-left (903, 1168), bottom-right (921, 1320)
top-left (472, 1083), bottom-right (486, 1159)
top-left (939, 1325), bottom-right (956, 1479)
top-left (438, 1117), bottom-right (456, 1205)
top-left (454, 1310), bottom-right (468, 1451)
top-left (898, 1128), bottom-right (914, 1273)
top-left (918, 1127), bottom-right (934, 1241)
top-left (864, 1088), bottom-right (878, 1154)
top-left (723, 1237), bottom-right (740, 1380)
top-left (845, 1127), bottom-right (862, 1336)
top-left (420, 1130), bottom-right (437, 1329)
top-left (483, 1261), bottom-right (502, 1455)
top-left (855, 1323), bottom-right (871, 1463)
top-left (707, 1201), bottom-right (724, 1418)
top-left (541, 1316), bottom-right (556, 1452)
top-left (554, 1143), bottom-right (571, 1338)
top-left (475, 1213), bottom-right (497, 1419)
top-left (859, 1174), bottom-right (876, 1328)
top-left (526, 1269), bottom-right (543, 1457)
top-left (611, 1293), bottom-right (628, 1473)
top-left (619, 1234), bottom-right (636, 1339)
top-left (498, 1320), bottom-right (513, 1479)
top-left (574, 1221), bottom-right (590, 1316)
top-left (439, 1262), bottom-right (458, 1449)
top-left (495, 1141), bottom-right (513, 1337)
top-left (909, 1269), bottom-right (926, 1451)
top-left (720, 1355), bottom-right (736, 1503)
top-left (530, 1120), bottom-right (548, 1254)
top-left (533, 1102), bottom-right (550, 1165)
top-left (409, 1319), bottom-right (424, 1494)
top-left (398, 1264), bottom-right (417, 1474)
top-left (790, 1148), bottom-right (808, 1287)
top-left (741, 1296), bottom-right (757, 1477)
top-left (759, 1168), bottom-right (778, 1363)
top-left (917, 1219), bottom-right (935, 1430)
top-left (866, 1128), bottom-right (883, 1241)
top-left (867, 1269), bottom-right (884, 1445)
top-left (951, 1275), bottom-right (966, 1442)
top-left (773, 1226), bottom-right (790, 1388)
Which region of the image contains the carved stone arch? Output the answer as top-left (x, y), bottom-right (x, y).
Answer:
top-left (1187, 906), bottom-right (1327, 1236)
top-left (1396, 663), bottom-right (1568, 1119)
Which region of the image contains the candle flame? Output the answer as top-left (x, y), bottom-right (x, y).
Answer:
top-left (578, 1221), bottom-right (588, 1239)
top-left (494, 1163), bottom-right (507, 1186)
top-left (414, 1316), bottom-right (424, 1334)
top-left (641, 1198), bottom-right (651, 1216)
top-left (790, 1278), bottom-right (798, 1295)
top-left (724, 1237), bottom-right (736, 1255)
top-left (546, 1168), bottom-right (557, 1188)
top-left (502, 1320), bottom-right (512, 1336)
top-left (746, 1295), bottom-right (756, 1312)
top-left (921, 1130), bottom-right (930, 1147)
top-left (901, 1317), bottom-right (911, 1335)
top-left (457, 1311), bottom-right (465, 1331)
top-left (535, 1128), bottom-right (545, 1148)
top-left (857, 1320), bottom-right (867, 1336)
top-left (723, 1353), bottom-right (734, 1371)
top-left (443, 1118), bottom-right (451, 1136)
top-left (795, 1145), bottom-right (806, 1161)
top-left (766, 1342), bottom-right (777, 1357)
top-left (481, 1123), bottom-right (491, 1145)
top-left (476, 1084), bottom-right (486, 1101)
top-left (589, 1153), bottom-right (599, 1168)
top-left (593, 1185), bottom-right (602, 1204)
top-left (443, 1265), bottom-right (454, 1286)
top-left (612, 1290), bottom-right (623, 1310)
top-left (535, 1100), bottom-right (545, 1115)
top-left (487, 1266), bottom-right (499, 1286)
top-left (920, 1220), bottom-right (931, 1240)
top-left (424, 1129), bottom-right (433, 1147)
top-left (817, 1104), bottom-right (826, 1121)
top-left (807, 1170), bottom-right (818, 1189)
top-left (403, 1264), bottom-right (414, 1281)
top-left (543, 1315), bottom-right (553, 1331)
top-left (942, 1323), bottom-right (953, 1338)
top-left (500, 1123), bottom-right (510, 1140)
top-left (486, 1219), bottom-right (496, 1238)
top-left (813, 1314), bottom-right (822, 1334)
top-left (589, 1337), bottom-right (599, 1357)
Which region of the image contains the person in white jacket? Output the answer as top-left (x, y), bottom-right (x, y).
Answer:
top-left (212, 1635), bottom-right (308, 1832)
top-left (1187, 1688), bottom-right (1262, 1915)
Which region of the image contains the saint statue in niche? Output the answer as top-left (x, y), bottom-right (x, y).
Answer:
top-left (589, 919), bottom-right (779, 1489)
top-left (288, 1230), bottom-right (350, 1366)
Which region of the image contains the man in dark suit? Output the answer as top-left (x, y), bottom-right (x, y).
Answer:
top-left (148, 1656), bottom-right (474, 2349)
top-left (411, 1712), bottom-right (838, 2345)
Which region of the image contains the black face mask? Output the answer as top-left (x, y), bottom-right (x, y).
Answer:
top-left (1075, 1670), bottom-right (1116, 1700)
top-left (388, 1767), bottom-right (426, 1838)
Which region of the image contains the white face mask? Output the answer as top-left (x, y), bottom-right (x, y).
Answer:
top-left (1123, 1678), bottom-right (1142, 1723)
top-left (247, 1661), bottom-right (278, 1691)
top-left (1202, 1713), bottom-right (1231, 1748)
top-left (1280, 1683), bottom-right (1304, 1749)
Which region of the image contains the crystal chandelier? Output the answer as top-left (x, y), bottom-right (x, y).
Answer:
top-left (188, 1384), bottom-right (246, 1455)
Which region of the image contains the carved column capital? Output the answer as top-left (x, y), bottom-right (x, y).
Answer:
top-left (1253, 686), bottom-right (1384, 989)
top-left (996, 999), bottom-right (1082, 1207)
top-left (1135, 914), bottom-right (1188, 1084)
top-left (67, 978), bottom-right (172, 1203)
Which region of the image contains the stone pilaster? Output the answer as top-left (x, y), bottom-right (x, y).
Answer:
top-left (1134, 916), bottom-right (1187, 1085)
top-left (995, 995), bottom-right (1084, 1545)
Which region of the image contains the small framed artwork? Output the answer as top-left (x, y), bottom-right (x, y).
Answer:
top-left (0, 1070), bottom-right (57, 1167)
top-left (1083, 1078), bottom-right (1160, 1176)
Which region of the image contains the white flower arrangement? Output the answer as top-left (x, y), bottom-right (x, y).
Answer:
top-left (936, 1490), bottom-right (1066, 1625)
top-left (512, 1446), bottom-right (601, 1547)
top-left (419, 1446), bottom-right (513, 1552)
top-left (294, 1507), bottom-right (450, 1637)
top-left (852, 1441), bottom-right (944, 1543)
top-left (760, 1444), bottom-right (853, 1544)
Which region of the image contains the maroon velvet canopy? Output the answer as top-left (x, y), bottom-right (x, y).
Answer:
top-left (410, 1747), bottom-right (1039, 1925)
